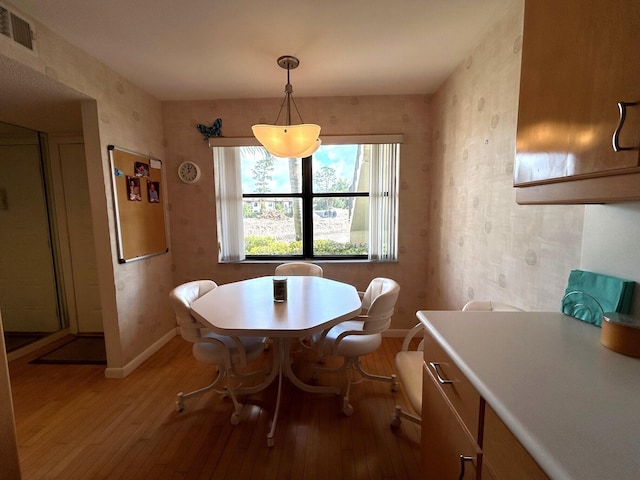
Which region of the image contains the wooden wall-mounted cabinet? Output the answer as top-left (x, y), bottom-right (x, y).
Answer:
top-left (514, 0), bottom-right (640, 204)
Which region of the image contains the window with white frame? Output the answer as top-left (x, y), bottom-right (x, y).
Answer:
top-left (213, 138), bottom-right (399, 262)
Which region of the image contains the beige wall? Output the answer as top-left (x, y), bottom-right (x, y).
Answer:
top-left (0, 1), bottom-right (603, 474)
top-left (427, 0), bottom-right (584, 311)
top-left (0, 0), bottom-right (586, 361)
top-left (0, 3), bottom-right (175, 369)
top-left (162, 95), bottom-right (432, 329)
top-left (162, 0), bottom-right (586, 323)
top-left (0, 0), bottom-right (586, 359)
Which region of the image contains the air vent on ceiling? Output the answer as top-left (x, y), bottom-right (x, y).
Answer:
top-left (0, 3), bottom-right (35, 52)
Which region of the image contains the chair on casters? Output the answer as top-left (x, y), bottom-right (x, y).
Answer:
top-left (275, 262), bottom-right (323, 352)
top-left (391, 299), bottom-right (523, 429)
top-left (170, 280), bottom-right (268, 425)
top-left (311, 277), bottom-right (400, 416)
top-left (274, 261), bottom-right (323, 277)
top-left (390, 323), bottom-right (425, 428)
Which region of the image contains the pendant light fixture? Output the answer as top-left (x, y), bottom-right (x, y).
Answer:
top-left (252, 55), bottom-right (321, 158)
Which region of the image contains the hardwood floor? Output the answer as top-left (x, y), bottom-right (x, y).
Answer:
top-left (9, 336), bottom-right (422, 479)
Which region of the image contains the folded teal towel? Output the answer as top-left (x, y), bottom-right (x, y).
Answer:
top-left (561, 270), bottom-right (635, 326)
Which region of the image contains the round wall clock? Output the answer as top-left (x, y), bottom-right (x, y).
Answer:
top-left (177, 161), bottom-right (201, 184)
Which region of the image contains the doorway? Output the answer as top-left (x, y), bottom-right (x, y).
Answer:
top-left (50, 139), bottom-right (103, 333)
top-left (0, 121), bottom-right (102, 354)
top-left (0, 124), bottom-right (61, 351)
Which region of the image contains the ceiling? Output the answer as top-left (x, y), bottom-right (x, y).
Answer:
top-left (11, 0), bottom-right (511, 102)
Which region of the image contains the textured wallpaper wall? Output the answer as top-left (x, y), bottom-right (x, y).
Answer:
top-left (427, 0), bottom-right (584, 311)
top-left (0, 6), bottom-right (175, 368)
top-left (162, 95), bottom-right (432, 329)
top-left (163, 1), bottom-right (586, 323)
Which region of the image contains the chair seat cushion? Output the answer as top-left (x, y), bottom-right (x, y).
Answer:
top-left (192, 333), bottom-right (266, 365)
top-left (311, 320), bottom-right (382, 357)
top-left (395, 350), bottom-right (423, 415)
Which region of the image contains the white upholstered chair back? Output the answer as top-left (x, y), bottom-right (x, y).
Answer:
top-left (310, 277), bottom-right (400, 416)
top-left (170, 279), bottom-right (217, 342)
top-left (391, 298), bottom-right (523, 429)
top-left (274, 262), bottom-right (323, 277)
top-left (169, 279), bottom-right (268, 420)
top-left (360, 277), bottom-right (400, 332)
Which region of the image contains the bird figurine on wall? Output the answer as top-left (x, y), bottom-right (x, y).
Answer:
top-left (196, 118), bottom-right (223, 139)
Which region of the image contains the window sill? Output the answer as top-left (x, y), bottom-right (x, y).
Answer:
top-left (218, 258), bottom-right (398, 265)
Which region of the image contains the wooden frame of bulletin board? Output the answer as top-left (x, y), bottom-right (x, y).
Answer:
top-left (108, 145), bottom-right (168, 263)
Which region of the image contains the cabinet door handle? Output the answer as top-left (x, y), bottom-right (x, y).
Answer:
top-left (429, 362), bottom-right (453, 384)
top-left (458, 455), bottom-right (473, 480)
top-left (612, 101), bottom-right (639, 152)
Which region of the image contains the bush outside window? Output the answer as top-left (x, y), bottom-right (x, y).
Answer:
top-left (213, 140), bottom-right (399, 262)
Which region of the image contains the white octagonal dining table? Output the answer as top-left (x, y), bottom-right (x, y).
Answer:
top-left (189, 275), bottom-right (361, 446)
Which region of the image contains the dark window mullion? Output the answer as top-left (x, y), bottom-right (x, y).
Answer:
top-left (302, 155), bottom-right (313, 257)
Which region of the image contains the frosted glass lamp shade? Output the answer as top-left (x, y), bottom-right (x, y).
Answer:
top-left (252, 123), bottom-right (321, 158)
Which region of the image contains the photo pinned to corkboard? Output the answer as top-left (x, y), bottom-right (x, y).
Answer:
top-left (108, 145), bottom-right (167, 263)
top-left (147, 181), bottom-right (160, 203)
top-left (134, 161), bottom-right (149, 177)
top-left (126, 176), bottom-right (142, 201)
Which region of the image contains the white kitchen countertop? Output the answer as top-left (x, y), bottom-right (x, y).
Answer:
top-left (417, 310), bottom-right (640, 480)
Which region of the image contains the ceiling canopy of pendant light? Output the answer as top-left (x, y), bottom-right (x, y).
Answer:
top-left (252, 55), bottom-right (321, 158)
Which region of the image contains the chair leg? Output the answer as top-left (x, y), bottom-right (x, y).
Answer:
top-left (341, 357), bottom-right (399, 416)
top-left (230, 363), bottom-right (271, 383)
top-left (225, 380), bottom-right (243, 426)
top-left (391, 405), bottom-right (403, 428)
top-left (175, 368), bottom-right (225, 412)
top-left (311, 356), bottom-right (398, 417)
top-left (224, 364), bottom-right (274, 424)
top-left (391, 404), bottom-right (422, 428)
top-left (354, 358), bottom-right (398, 391)
top-left (295, 335), bottom-right (312, 353)
top-left (311, 357), bottom-right (348, 381)
top-left (176, 364), bottom-right (255, 425)
top-left (342, 358), bottom-right (358, 416)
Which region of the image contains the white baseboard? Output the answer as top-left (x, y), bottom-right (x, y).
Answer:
top-left (384, 328), bottom-right (411, 338)
top-left (104, 328), bottom-right (177, 378)
top-left (103, 327), bottom-right (408, 378)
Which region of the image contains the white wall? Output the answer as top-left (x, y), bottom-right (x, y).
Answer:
top-left (581, 202), bottom-right (640, 317)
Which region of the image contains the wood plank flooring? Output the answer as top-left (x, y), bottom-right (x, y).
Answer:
top-left (9, 336), bottom-right (422, 480)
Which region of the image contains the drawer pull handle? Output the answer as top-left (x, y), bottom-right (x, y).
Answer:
top-left (429, 362), bottom-right (453, 384)
top-left (458, 455), bottom-right (473, 480)
top-left (612, 101), bottom-right (639, 152)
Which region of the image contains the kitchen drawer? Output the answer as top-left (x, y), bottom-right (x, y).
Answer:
top-left (422, 362), bottom-right (482, 479)
top-left (423, 330), bottom-right (481, 437)
top-left (483, 405), bottom-right (549, 479)
top-left (481, 462), bottom-right (499, 480)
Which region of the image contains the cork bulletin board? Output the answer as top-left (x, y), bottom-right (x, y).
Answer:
top-left (108, 145), bottom-right (168, 263)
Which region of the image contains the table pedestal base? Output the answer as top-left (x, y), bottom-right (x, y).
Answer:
top-left (238, 337), bottom-right (340, 447)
